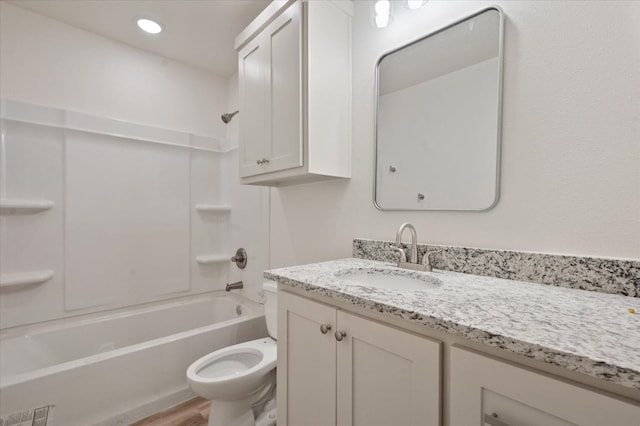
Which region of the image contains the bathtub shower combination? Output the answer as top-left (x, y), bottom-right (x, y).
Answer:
top-left (0, 293), bottom-right (267, 425)
top-left (0, 100), bottom-right (267, 424)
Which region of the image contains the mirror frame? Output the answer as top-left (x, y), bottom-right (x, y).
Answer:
top-left (373, 6), bottom-right (505, 211)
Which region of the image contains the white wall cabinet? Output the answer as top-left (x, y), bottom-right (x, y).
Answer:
top-left (277, 291), bottom-right (441, 426)
top-left (450, 346), bottom-right (640, 426)
top-left (235, 0), bottom-right (351, 186)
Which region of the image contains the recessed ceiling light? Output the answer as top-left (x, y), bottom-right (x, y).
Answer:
top-left (137, 18), bottom-right (162, 34)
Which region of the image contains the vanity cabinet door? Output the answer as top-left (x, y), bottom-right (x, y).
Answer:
top-left (277, 291), bottom-right (336, 426)
top-left (278, 291), bottom-right (442, 426)
top-left (238, 1), bottom-right (302, 179)
top-left (449, 346), bottom-right (640, 426)
top-left (336, 310), bottom-right (441, 426)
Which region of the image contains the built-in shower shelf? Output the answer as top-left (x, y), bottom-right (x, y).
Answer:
top-left (195, 255), bottom-right (229, 265)
top-left (195, 204), bottom-right (231, 213)
top-left (0, 199), bottom-right (54, 213)
top-left (0, 270), bottom-right (55, 289)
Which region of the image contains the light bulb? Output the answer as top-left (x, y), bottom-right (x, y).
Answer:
top-left (375, 13), bottom-right (390, 28)
top-left (137, 18), bottom-right (162, 34)
top-left (406, 0), bottom-right (425, 10)
top-left (374, 0), bottom-right (391, 16)
top-left (373, 0), bottom-right (391, 29)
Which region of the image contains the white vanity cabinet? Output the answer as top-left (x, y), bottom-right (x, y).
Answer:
top-left (235, 0), bottom-right (351, 186)
top-left (277, 291), bottom-right (441, 426)
top-left (450, 346), bottom-right (640, 426)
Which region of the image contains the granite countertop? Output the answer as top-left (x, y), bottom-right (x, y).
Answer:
top-left (265, 258), bottom-right (640, 391)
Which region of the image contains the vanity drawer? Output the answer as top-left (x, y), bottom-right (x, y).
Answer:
top-left (449, 346), bottom-right (640, 426)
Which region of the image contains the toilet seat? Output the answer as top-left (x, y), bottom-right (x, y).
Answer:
top-left (187, 337), bottom-right (277, 401)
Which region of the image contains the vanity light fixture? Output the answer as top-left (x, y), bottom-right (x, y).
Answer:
top-left (406, 0), bottom-right (426, 10)
top-left (374, 0), bottom-right (392, 28)
top-left (137, 18), bottom-right (162, 34)
top-left (375, 0), bottom-right (425, 29)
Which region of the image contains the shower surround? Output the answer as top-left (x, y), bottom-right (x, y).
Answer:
top-left (0, 99), bottom-right (236, 328)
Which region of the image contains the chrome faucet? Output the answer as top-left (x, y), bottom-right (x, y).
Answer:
top-left (393, 223), bottom-right (439, 272)
top-left (395, 222), bottom-right (418, 264)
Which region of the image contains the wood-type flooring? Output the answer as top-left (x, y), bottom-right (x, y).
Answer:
top-left (130, 397), bottom-right (209, 426)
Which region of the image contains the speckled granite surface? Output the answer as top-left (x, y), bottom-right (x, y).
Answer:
top-left (265, 258), bottom-right (640, 391)
top-left (353, 239), bottom-right (640, 297)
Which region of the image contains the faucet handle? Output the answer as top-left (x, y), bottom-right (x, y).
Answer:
top-left (391, 246), bottom-right (407, 263)
top-left (421, 249), bottom-right (443, 270)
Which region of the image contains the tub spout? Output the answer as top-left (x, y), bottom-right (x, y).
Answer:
top-left (225, 281), bottom-right (244, 291)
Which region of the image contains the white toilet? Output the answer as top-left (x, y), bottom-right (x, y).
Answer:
top-left (186, 281), bottom-right (278, 426)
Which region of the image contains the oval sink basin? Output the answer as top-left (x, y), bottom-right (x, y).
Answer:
top-left (334, 267), bottom-right (442, 291)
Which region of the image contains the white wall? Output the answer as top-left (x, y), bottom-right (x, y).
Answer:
top-left (225, 73), bottom-right (271, 303)
top-left (270, 0), bottom-right (640, 267)
top-left (0, 2), bottom-right (227, 137)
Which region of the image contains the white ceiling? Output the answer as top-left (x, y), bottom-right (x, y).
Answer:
top-left (8, 0), bottom-right (270, 78)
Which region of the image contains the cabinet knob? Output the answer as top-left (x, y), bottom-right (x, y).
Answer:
top-left (256, 159), bottom-right (262, 165)
top-left (262, 158), bottom-right (270, 164)
top-left (334, 330), bottom-right (347, 341)
top-left (320, 324), bottom-right (332, 334)
top-left (483, 413), bottom-right (510, 426)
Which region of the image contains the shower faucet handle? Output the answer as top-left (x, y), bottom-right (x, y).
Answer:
top-left (231, 248), bottom-right (247, 269)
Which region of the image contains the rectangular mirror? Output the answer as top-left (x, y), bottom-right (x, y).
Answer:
top-left (375, 7), bottom-right (504, 211)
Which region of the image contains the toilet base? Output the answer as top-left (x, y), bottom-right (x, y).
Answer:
top-left (208, 398), bottom-right (254, 426)
top-left (254, 396), bottom-right (277, 426)
top-left (206, 379), bottom-right (276, 426)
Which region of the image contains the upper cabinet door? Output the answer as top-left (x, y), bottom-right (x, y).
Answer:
top-left (238, 36), bottom-right (268, 178)
top-left (238, 2), bottom-right (301, 179)
top-left (266, 2), bottom-right (302, 174)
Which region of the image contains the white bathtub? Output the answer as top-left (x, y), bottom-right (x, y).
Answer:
top-left (0, 292), bottom-right (268, 425)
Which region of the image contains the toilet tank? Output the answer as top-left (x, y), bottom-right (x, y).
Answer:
top-left (263, 281), bottom-right (278, 340)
